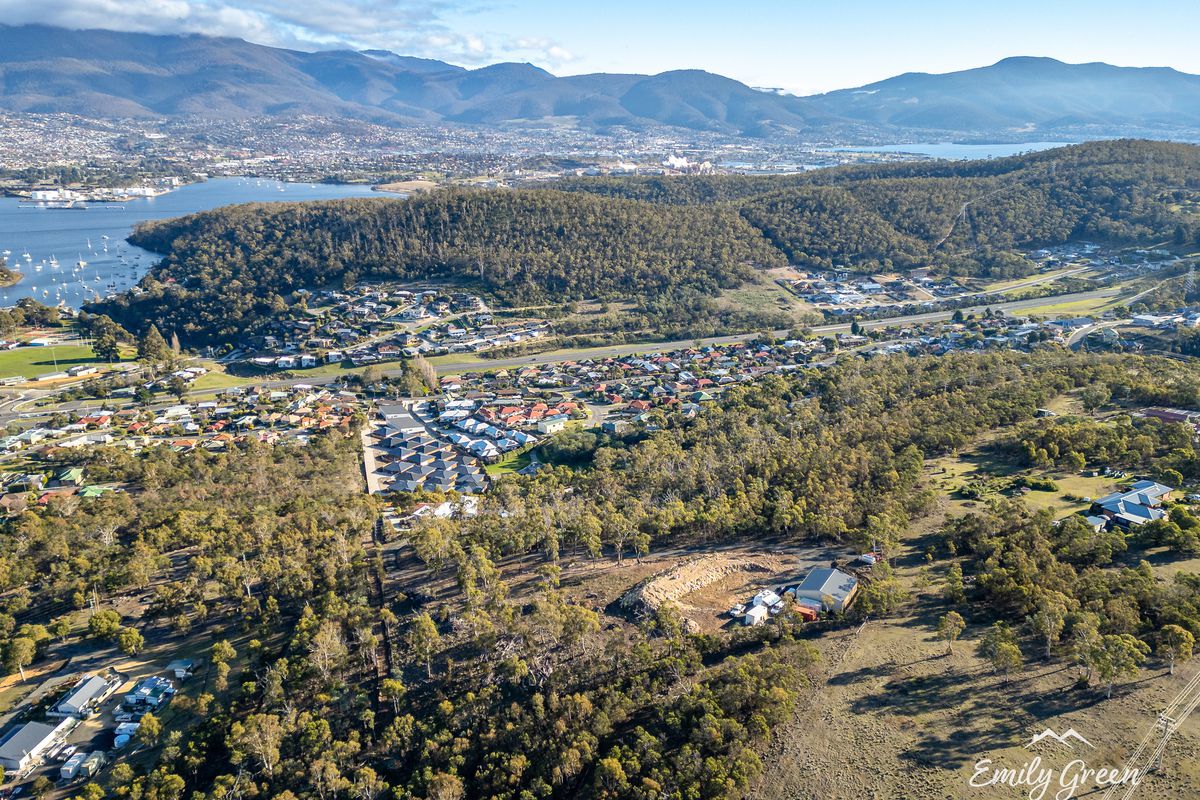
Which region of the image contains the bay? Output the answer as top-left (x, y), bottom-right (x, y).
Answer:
top-left (0, 177), bottom-right (380, 308)
top-left (838, 141), bottom-right (1076, 160)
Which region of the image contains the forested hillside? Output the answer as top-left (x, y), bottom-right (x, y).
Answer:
top-left (98, 140), bottom-right (1200, 343)
top-left (558, 139), bottom-right (1200, 273)
top-left (9, 351), bottom-right (1200, 799)
top-left (109, 191), bottom-right (782, 344)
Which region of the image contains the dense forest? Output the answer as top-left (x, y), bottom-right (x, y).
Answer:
top-left (8, 351), bottom-right (1200, 799)
top-left (95, 140), bottom-right (1200, 344)
top-left (558, 139), bottom-right (1200, 274)
top-left (106, 191), bottom-right (783, 344)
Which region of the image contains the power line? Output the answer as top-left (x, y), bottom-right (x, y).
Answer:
top-left (1101, 666), bottom-right (1200, 800)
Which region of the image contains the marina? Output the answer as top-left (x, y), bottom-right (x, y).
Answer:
top-left (0, 177), bottom-right (378, 308)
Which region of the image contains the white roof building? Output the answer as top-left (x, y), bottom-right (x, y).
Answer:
top-left (0, 718), bottom-right (73, 771)
top-left (743, 605), bottom-right (769, 626)
top-left (54, 674), bottom-right (111, 717)
top-left (751, 589), bottom-right (782, 608)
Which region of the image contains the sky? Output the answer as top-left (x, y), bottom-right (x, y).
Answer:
top-left (6, 0), bottom-right (1200, 94)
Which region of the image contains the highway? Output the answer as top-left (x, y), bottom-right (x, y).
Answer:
top-left (427, 285), bottom-right (1125, 372)
top-left (0, 284), bottom-right (1131, 425)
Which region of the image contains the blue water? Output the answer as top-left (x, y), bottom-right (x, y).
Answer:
top-left (0, 177), bottom-right (379, 308)
top-left (838, 141), bottom-right (1076, 160)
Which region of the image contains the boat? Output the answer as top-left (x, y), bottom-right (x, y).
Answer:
top-left (21, 251), bottom-right (31, 262)
top-left (76, 254), bottom-right (87, 268)
top-left (49, 255), bottom-right (59, 268)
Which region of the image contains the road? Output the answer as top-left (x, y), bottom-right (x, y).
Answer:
top-left (427, 286), bottom-right (1125, 372)
top-left (0, 284), bottom-right (1132, 425)
top-left (1067, 319), bottom-right (1126, 347)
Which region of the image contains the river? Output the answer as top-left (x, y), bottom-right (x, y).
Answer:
top-left (0, 178), bottom-right (380, 308)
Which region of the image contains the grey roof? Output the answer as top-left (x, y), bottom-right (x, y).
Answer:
top-left (57, 674), bottom-right (108, 711)
top-left (0, 721), bottom-right (60, 762)
top-left (1129, 480), bottom-right (1173, 499)
top-left (797, 568), bottom-right (858, 601)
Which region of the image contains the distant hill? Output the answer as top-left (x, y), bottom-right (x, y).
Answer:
top-left (96, 140), bottom-right (1200, 344)
top-left (2, 25), bottom-right (1200, 139)
top-left (808, 56), bottom-right (1200, 136)
top-left (0, 24), bottom-right (834, 135)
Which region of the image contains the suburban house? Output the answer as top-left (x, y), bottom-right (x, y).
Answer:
top-left (378, 405), bottom-right (424, 434)
top-left (536, 414), bottom-right (569, 435)
top-left (1092, 480), bottom-right (1173, 529)
top-left (795, 567), bottom-right (860, 612)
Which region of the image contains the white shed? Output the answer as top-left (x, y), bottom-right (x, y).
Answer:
top-left (743, 605), bottom-right (769, 626)
top-left (751, 589), bottom-right (782, 608)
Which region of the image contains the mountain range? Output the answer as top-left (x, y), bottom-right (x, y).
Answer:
top-left (3, 24), bottom-right (1200, 139)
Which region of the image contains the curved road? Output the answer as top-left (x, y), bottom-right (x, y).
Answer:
top-left (0, 285), bottom-right (1129, 425)
top-left (428, 285), bottom-right (1125, 373)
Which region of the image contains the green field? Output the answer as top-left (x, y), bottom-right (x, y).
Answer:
top-left (980, 267), bottom-right (1082, 293)
top-left (188, 362), bottom-right (271, 391)
top-left (0, 344), bottom-right (112, 379)
top-left (1017, 294), bottom-right (1124, 317)
top-left (927, 444), bottom-right (1119, 520)
top-left (716, 276), bottom-right (817, 322)
top-left (485, 450), bottom-right (533, 476)
top-left (425, 352), bottom-right (488, 370)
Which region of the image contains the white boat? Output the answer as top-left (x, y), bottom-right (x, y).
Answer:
top-left (22, 251), bottom-right (31, 262)
top-left (49, 255), bottom-right (59, 268)
top-left (76, 254), bottom-right (88, 268)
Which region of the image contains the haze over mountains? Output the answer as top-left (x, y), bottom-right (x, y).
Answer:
top-left (3, 24), bottom-right (1200, 140)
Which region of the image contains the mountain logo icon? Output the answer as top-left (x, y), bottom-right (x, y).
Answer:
top-left (1026, 728), bottom-right (1094, 749)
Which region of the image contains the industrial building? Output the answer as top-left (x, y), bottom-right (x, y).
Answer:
top-left (0, 718), bottom-right (73, 771)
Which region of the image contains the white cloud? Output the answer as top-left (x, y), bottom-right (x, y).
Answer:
top-left (0, 0), bottom-right (579, 69)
